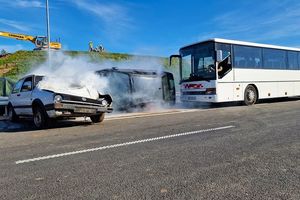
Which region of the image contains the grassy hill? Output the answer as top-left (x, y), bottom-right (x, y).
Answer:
top-left (0, 51), bottom-right (178, 81)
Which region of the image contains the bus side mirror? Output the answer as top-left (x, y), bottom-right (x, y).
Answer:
top-left (169, 55), bottom-right (181, 66)
top-left (216, 50), bottom-right (223, 62)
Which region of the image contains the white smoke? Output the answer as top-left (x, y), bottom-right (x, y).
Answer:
top-left (29, 51), bottom-right (169, 112)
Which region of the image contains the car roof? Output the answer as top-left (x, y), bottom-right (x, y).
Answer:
top-left (18, 74), bottom-right (44, 80)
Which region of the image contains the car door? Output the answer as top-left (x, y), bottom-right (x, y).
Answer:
top-left (9, 78), bottom-right (24, 115)
top-left (18, 76), bottom-right (34, 115)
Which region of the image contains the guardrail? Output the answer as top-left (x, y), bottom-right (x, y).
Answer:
top-left (0, 97), bottom-right (8, 116)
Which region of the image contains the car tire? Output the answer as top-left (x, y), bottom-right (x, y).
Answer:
top-left (244, 85), bottom-right (258, 106)
top-left (33, 105), bottom-right (48, 129)
top-left (8, 104), bottom-right (19, 122)
top-left (90, 113), bottom-right (105, 123)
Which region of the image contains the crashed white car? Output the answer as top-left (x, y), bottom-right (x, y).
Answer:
top-left (8, 75), bottom-right (113, 128)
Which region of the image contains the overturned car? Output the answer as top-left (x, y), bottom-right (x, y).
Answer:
top-left (8, 75), bottom-right (113, 128)
top-left (96, 68), bottom-right (175, 111)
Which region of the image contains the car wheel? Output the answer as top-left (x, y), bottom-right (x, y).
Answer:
top-left (244, 85), bottom-right (258, 105)
top-left (33, 106), bottom-right (48, 129)
top-left (90, 113), bottom-right (105, 123)
top-left (8, 105), bottom-right (19, 122)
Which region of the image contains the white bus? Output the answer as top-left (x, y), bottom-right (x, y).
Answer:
top-left (170, 38), bottom-right (300, 105)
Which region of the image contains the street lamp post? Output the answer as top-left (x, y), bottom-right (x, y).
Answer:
top-left (46, 0), bottom-right (51, 67)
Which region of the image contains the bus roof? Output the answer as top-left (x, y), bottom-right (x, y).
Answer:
top-left (180, 38), bottom-right (300, 52)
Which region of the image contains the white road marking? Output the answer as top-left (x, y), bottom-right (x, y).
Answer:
top-left (15, 125), bottom-right (235, 164)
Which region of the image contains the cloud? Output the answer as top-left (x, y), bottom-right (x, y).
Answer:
top-left (0, 18), bottom-right (31, 32)
top-left (199, 0), bottom-right (300, 44)
top-left (72, 0), bottom-right (134, 41)
top-left (0, 0), bottom-right (44, 8)
top-left (15, 0), bottom-right (44, 8)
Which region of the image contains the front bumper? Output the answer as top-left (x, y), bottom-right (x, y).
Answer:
top-left (180, 94), bottom-right (217, 102)
top-left (46, 101), bottom-right (113, 118)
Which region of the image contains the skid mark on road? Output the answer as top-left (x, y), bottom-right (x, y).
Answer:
top-left (15, 125), bottom-right (235, 165)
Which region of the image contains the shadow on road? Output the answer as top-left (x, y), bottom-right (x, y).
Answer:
top-left (0, 118), bottom-right (93, 133)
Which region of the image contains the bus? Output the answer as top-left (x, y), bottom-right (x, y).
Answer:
top-left (170, 38), bottom-right (300, 105)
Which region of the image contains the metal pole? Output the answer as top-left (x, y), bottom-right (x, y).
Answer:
top-left (46, 0), bottom-right (51, 67)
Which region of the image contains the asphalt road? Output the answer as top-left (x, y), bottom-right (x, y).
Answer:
top-left (0, 100), bottom-right (299, 200)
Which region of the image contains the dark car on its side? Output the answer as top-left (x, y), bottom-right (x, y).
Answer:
top-left (96, 68), bottom-right (176, 111)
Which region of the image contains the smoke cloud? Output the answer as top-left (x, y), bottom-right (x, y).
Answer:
top-left (29, 51), bottom-right (169, 112)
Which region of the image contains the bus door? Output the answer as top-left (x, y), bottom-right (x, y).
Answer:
top-left (162, 73), bottom-right (176, 104)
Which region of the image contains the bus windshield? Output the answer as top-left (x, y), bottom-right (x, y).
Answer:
top-left (180, 42), bottom-right (216, 82)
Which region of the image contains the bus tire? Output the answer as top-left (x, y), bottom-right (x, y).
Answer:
top-left (244, 85), bottom-right (258, 106)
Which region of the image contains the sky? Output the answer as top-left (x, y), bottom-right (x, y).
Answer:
top-left (0, 0), bottom-right (300, 56)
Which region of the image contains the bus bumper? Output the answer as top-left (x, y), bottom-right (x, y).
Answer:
top-left (180, 95), bottom-right (217, 102)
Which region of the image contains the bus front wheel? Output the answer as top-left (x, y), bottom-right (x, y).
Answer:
top-left (244, 85), bottom-right (258, 105)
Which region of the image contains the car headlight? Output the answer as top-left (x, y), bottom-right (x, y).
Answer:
top-left (101, 99), bottom-right (108, 106)
top-left (54, 95), bottom-right (63, 103)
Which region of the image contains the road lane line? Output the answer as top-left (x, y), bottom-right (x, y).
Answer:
top-left (15, 125), bottom-right (235, 164)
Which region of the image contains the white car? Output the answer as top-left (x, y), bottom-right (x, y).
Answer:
top-left (7, 75), bottom-right (113, 129)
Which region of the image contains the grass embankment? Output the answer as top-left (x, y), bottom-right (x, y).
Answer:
top-left (0, 51), bottom-right (178, 81)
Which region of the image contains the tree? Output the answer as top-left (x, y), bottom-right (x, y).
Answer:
top-left (0, 49), bottom-right (7, 56)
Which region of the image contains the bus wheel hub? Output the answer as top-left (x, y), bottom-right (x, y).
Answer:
top-left (248, 90), bottom-right (255, 101)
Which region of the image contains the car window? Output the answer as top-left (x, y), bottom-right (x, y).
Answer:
top-left (21, 77), bottom-right (33, 92)
top-left (12, 79), bottom-right (24, 94)
top-left (35, 76), bottom-right (44, 86)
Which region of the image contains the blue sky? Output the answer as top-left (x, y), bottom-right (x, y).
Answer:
top-left (0, 0), bottom-right (300, 56)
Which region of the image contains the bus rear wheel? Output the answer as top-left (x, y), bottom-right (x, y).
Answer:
top-left (244, 85), bottom-right (258, 105)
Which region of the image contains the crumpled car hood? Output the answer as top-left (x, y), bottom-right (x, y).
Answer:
top-left (38, 80), bottom-right (99, 100)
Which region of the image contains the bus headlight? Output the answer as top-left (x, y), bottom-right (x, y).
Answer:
top-left (54, 95), bottom-right (63, 103)
top-left (205, 88), bottom-right (216, 95)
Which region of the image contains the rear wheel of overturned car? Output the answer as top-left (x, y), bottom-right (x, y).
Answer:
top-left (90, 113), bottom-right (105, 123)
top-left (33, 105), bottom-right (48, 129)
top-left (8, 104), bottom-right (19, 122)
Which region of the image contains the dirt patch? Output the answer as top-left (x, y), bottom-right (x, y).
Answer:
top-left (0, 63), bottom-right (16, 76)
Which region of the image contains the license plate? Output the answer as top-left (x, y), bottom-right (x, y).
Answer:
top-left (74, 108), bottom-right (96, 113)
top-left (188, 96), bottom-right (196, 101)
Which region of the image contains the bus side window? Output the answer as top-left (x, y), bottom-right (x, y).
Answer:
top-left (215, 43), bottom-right (232, 79)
